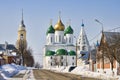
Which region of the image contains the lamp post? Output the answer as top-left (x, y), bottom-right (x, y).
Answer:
top-left (74, 36), bottom-right (77, 66)
top-left (95, 19), bottom-right (104, 72)
top-left (95, 19), bottom-right (103, 32)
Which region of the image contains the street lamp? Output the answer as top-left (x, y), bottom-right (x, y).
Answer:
top-left (74, 36), bottom-right (77, 66)
top-left (95, 19), bottom-right (103, 32)
top-left (95, 19), bottom-right (104, 73)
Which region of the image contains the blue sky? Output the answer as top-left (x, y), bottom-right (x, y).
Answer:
top-left (0, 0), bottom-right (120, 64)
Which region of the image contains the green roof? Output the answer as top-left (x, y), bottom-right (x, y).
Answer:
top-left (64, 25), bottom-right (74, 35)
top-left (69, 50), bottom-right (76, 56)
top-left (45, 50), bottom-right (55, 56)
top-left (56, 49), bottom-right (68, 55)
top-left (46, 25), bottom-right (55, 35)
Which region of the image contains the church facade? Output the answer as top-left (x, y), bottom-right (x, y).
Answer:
top-left (77, 22), bottom-right (90, 66)
top-left (43, 17), bottom-right (76, 68)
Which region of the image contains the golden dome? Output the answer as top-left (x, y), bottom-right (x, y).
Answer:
top-left (54, 19), bottom-right (65, 31)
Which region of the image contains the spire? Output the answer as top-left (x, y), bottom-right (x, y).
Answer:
top-left (50, 19), bottom-right (52, 26)
top-left (68, 19), bottom-right (71, 26)
top-left (58, 11), bottom-right (61, 20)
top-left (77, 20), bottom-right (90, 52)
top-left (81, 19), bottom-right (84, 27)
top-left (21, 9), bottom-right (25, 27)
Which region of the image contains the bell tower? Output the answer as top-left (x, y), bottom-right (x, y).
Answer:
top-left (16, 11), bottom-right (27, 50)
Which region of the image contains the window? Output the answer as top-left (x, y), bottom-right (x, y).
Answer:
top-left (59, 35), bottom-right (61, 42)
top-left (69, 37), bottom-right (71, 43)
top-left (51, 63), bottom-right (52, 66)
top-left (72, 57), bottom-right (74, 60)
top-left (51, 56), bottom-right (52, 59)
top-left (61, 62), bottom-right (63, 66)
top-left (82, 46), bottom-right (85, 50)
top-left (72, 63), bottom-right (74, 65)
top-left (20, 34), bottom-right (23, 39)
top-left (51, 37), bottom-right (52, 43)
top-left (61, 56), bottom-right (63, 59)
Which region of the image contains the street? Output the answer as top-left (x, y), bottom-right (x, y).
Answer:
top-left (33, 69), bottom-right (99, 80)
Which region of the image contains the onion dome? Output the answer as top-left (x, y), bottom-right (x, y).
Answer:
top-left (56, 49), bottom-right (68, 55)
top-left (69, 50), bottom-right (76, 56)
top-left (45, 50), bottom-right (55, 56)
top-left (46, 25), bottom-right (55, 35)
top-left (54, 19), bottom-right (65, 31)
top-left (64, 25), bottom-right (74, 35)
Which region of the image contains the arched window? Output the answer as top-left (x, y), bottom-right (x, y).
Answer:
top-left (59, 35), bottom-right (61, 42)
top-left (20, 34), bottom-right (23, 39)
top-left (69, 37), bottom-right (71, 43)
top-left (72, 63), bottom-right (74, 65)
top-left (51, 37), bottom-right (52, 43)
top-left (72, 57), bottom-right (74, 60)
top-left (82, 46), bottom-right (85, 50)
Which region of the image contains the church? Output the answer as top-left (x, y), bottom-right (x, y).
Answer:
top-left (43, 16), bottom-right (76, 68)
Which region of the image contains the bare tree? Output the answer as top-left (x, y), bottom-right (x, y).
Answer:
top-left (23, 47), bottom-right (35, 67)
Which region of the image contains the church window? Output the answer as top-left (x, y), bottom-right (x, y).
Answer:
top-left (72, 63), bottom-right (74, 65)
top-left (69, 37), bottom-right (71, 43)
top-left (61, 56), bottom-right (63, 59)
top-left (59, 35), bottom-right (61, 42)
top-left (51, 63), bottom-right (52, 66)
top-left (51, 37), bottom-right (52, 43)
top-left (61, 62), bottom-right (63, 66)
top-left (72, 57), bottom-right (74, 60)
top-left (82, 46), bottom-right (85, 50)
top-left (83, 42), bottom-right (85, 44)
top-left (51, 56), bottom-right (52, 59)
top-left (20, 34), bottom-right (23, 39)
top-left (66, 38), bottom-right (67, 43)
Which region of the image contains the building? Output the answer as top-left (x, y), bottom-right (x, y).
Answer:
top-left (0, 42), bottom-right (19, 65)
top-left (16, 13), bottom-right (27, 50)
top-left (96, 32), bottom-right (120, 75)
top-left (77, 22), bottom-right (90, 66)
top-left (43, 16), bottom-right (76, 68)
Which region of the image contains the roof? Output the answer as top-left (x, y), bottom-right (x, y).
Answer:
top-left (80, 51), bottom-right (89, 60)
top-left (46, 25), bottom-right (55, 35)
top-left (103, 32), bottom-right (120, 45)
top-left (69, 50), bottom-right (76, 56)
top-left (56, 49), bottom-right (68, 55)
top-left (54, 19), bottom-right (65, 31)
top-left (45, 50), bottom-right (55, 56)
top-left (64, 25), bottom-right (74, 35)
top-left (0, 44), bottom-right (16, 51)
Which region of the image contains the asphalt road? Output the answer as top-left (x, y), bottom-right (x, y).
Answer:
top-left (33, 69), bottom-right (100, 80)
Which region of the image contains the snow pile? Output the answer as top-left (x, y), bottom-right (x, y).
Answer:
top-left (71, 66), bottom-right (89, 74)
top-left (70, 66), bottom-right (116, 79)
top-left (0, 63), bottom-right (26, 79)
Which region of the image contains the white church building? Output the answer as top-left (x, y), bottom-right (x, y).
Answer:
top-left (77, 22), bottom-right (90, 66)
top-left (43, 16), bottom-right (76, 68)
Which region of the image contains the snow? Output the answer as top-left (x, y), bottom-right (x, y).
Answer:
top-left (0, 63), bottom-right (27, 79)
top-left (48, 65), bottom-right (119, 80)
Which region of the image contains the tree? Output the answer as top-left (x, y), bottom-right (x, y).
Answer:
top-left (23, 47), bottom-right (35, 67)
top-left (16, 39), bottom-right (27, 66)
top-left (17, 39), bottom-right (34, 66)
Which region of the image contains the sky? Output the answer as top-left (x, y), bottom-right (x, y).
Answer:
top-left (0, 0), bottom-right (120, 64)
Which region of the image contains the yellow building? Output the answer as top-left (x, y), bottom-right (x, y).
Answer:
top-left (16, 13), bottom-right (27, 50)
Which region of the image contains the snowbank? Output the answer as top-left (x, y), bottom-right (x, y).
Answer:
top-left (0, 63), bottom-right (27, 79)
